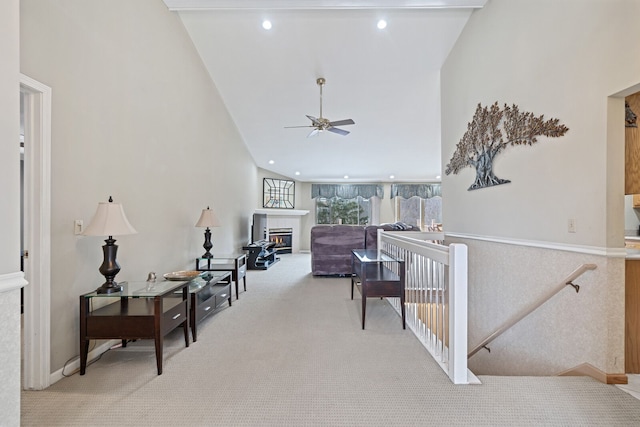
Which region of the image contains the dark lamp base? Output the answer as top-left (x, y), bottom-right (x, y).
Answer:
top-left (96, 238), bottom-right (123, 294)
top-left (96, 282), bottom-right (123, 294)
top-left (201, 228), bottom-right (214, 259)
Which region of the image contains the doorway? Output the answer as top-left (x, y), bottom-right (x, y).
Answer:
top-left (20, 74), bottom-right (51, 390)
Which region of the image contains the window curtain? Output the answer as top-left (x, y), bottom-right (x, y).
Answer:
top-left (390, 184), bottom-right (441, 199)
top-left (311, 184), bottom-right (384, 200)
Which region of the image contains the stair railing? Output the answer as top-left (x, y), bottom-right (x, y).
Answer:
top-left (379, 230), bottom-right (471, 384)
top-left (467, 263), bottom-right (597, 358)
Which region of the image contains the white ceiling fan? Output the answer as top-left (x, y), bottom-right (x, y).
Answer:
top-left (285, 77), bottom-right (355, 137)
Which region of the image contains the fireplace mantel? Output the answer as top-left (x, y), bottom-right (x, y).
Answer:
top-left (254, 208), bottom-right (309, 216)
top-left (254, 209), bottom-right (308, 253)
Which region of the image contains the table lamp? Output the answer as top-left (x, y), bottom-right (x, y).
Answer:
top-left (83, 196), bottom-right (138, 294)
top-left (195, 206), bottom-right (220, 258)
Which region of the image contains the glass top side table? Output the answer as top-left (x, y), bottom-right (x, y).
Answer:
top-left (351, 249), bottom-right (399, 264)
top-left (196, 253), bottom-right (247, 300)
top-left (83, 279), bottom-right (189, 298)
top-left (351, 249), bottom-right (406, 330)
top-left (185, 271), bottom-right (232, 342)
top-left (79, 279), bottom-right (190, 375)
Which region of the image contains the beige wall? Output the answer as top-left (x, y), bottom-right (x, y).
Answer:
top-left (20, 0), bottom-right (258, 373)
top-left (442, 0), bottom-right (639, 246)
top-left (441, 0), bottom-right (639, 375)
top-left (0, 0), bottom-right (22, 424)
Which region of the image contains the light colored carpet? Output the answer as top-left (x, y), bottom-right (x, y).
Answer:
top-left (21, 254), bottom-right (640, 426)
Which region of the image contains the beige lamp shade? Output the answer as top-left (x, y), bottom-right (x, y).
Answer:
top-left (83, 198), bottom-right (138, 237)
top-left (195, 206), bottom-right (220, 228)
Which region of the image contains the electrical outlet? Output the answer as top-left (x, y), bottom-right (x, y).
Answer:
top-left (568, 218), bottom-right (576, 233)
top-left (74, 219), bottom-right (83, 235)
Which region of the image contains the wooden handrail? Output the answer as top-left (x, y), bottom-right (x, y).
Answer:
top-left (468, 263), bottom-right (597, 358)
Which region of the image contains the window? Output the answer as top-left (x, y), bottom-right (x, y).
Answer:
top-left (316, 196), bottom-right (378, 225)
top-left (395, 196), bottom-right (442, 230)
top-left (423, 196), bottom-right (442, 226)
top-left (311, 184), bottom-right (383, 225)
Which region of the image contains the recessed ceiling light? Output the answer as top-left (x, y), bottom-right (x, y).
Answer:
top-left (268, 160), bottom-right (275, 164)
top-left (389, 175), bottom-right (395, 179)
top-left (295, 171), bottom-right (300, 176)
top-left (436, 175), bottom-right (441, 180)
top-left (262, 20), bottom-right (272, 30)
top-left (377, 19), bottom-right (387, 30)
top-left (344, 175), bottom-right (349, 179)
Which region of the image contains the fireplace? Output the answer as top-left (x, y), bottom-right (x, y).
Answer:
top-left (268, 228), bottom-right (293, 254)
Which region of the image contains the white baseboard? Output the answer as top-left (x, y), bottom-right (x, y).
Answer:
top-left (50, 339), bottom-right (119, 384)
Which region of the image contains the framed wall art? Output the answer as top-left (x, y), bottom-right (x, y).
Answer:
top-left (263, 178), bottom-right (295, 209)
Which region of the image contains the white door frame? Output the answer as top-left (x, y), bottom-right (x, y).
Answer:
top-left (20, 74), bottom-right (51, 390)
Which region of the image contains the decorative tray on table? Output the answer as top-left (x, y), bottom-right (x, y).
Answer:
top-left (163, 270), bottom-right (200, 281)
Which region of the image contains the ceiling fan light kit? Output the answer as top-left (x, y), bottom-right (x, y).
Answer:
top-left (285, 77), bottom-right (355, 137)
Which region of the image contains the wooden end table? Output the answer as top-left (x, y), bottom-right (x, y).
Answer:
top-left (196, 254), bottom-right (247, 299)
top-left (79, 280), bottom-right (190, 375)
top-left (186, 271), bottom-right (232, 342)
top-left (351, 249), bottom-right (406, 330)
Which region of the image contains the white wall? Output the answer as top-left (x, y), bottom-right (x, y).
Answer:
top-left (442, 0), bottom-right (639, 246)
top-left (20, 0), bottom-right (258, 373)
top-left (0, 0), bottom-right (22, 424)
top-left (441, 0), bottom-right (639, 375)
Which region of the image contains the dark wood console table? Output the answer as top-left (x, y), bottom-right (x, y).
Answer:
top-left (79, 280), bottom-right (190, 375)
top-left (186, 271), bottom-right (232, 342)
top-left (351, 249), bottom-right (405, 330)
top-left (196, 254), bottom-right (247, 299)
top-left (243, 240), bottom-right (279, 270)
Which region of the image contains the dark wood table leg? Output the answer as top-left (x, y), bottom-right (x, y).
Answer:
top-left (154, 297), bottom-right (163, 375)
top-left (182, 287), bottom-right (191, 345)
top-left (79, 296), bottom-right (88, 375)
top-left (184, 287), bottom-right (190, 347)
top-left (183, 315), bottom-right (190, 347)
top-left (154, 336), bottom-right (163, 375)
top-left (401, 294), bottom-right (406, 329)
top-left (400, 263), bottom-right (406, 329)
top-left (190, 294), bottom-right (198, 343)
top-left (361, 284), bottom-right (367, 330)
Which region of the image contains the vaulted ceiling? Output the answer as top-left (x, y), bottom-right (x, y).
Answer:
top-left (163, 0), bottom-right (487, 182)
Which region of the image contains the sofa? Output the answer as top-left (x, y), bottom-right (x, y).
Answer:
top-left (310, 223), bottom-right (419, 276)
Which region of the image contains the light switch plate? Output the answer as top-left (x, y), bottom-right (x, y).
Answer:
top-left (74, 219), bottom-right (83, 235)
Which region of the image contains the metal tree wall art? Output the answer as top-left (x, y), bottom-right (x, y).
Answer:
top-left (445, 102), bottom-right (569, 190)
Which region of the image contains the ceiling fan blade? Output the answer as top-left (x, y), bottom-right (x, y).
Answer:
top-left (286, 79), bottom-right (355, 137)
top-left (306, 115), bottom-right (321, 126)
top-left (328, 119), bottom-right (355, 127)
top-left (327, 127), bottom-right (350, 136)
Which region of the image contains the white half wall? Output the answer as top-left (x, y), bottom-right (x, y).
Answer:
top-left (448, 236), bottom-right (623, 375)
